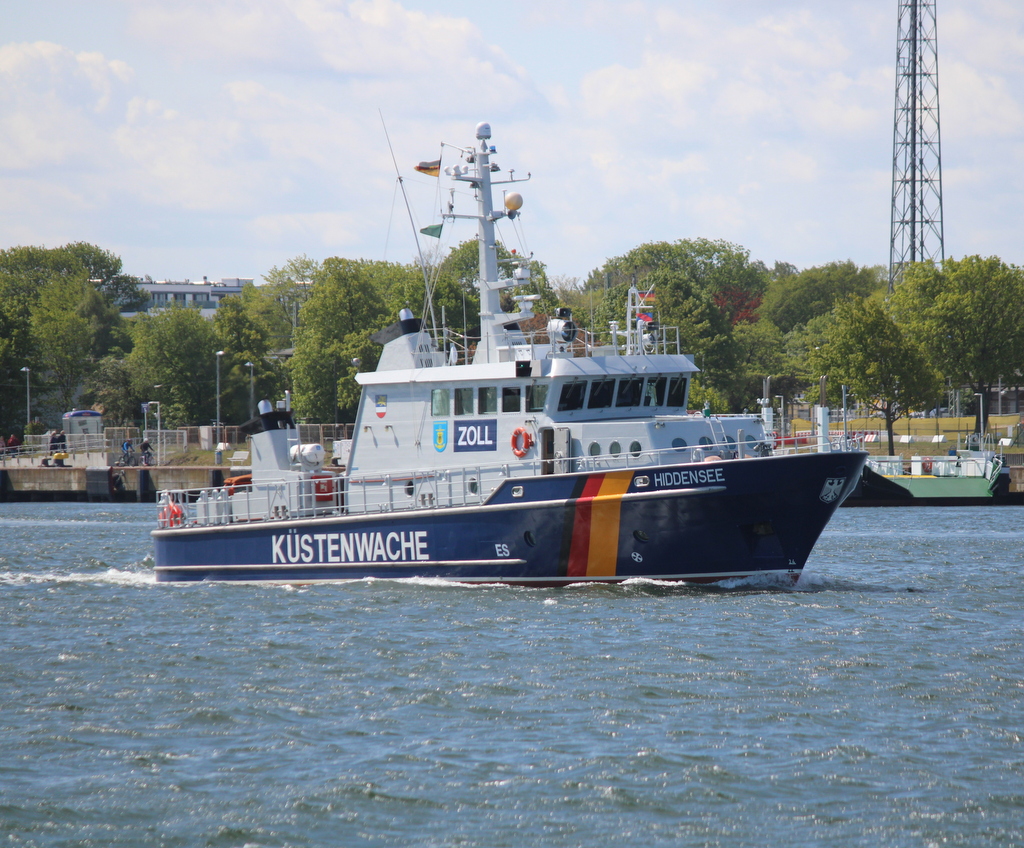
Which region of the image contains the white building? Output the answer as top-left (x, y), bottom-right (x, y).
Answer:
top-left (126, 277), bottom-right (253, 317)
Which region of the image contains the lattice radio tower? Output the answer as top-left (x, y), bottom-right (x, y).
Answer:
top-left (889, 0), bottom-right (944, 292)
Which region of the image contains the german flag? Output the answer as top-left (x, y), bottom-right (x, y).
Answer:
top-left (414, 159), bottom-right (441, 177)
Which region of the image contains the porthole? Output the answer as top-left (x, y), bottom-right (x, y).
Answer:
top-left (609, 440), bottom-right (622, 457)
top-left (468, 478), bottom-right (479, 495)
top-left (589, 442), bottom-right (602, 456)
top-left (671, 437), bottom-right (687, 451)
top-left (524, 531), bottom-right (537, 547)
top-left (629, 440), bottom-right (642, 457)
top-left (633, 530), bottom-right (650, 542)
top-left (404, 480), bottom-right (414, 496)
top-left (699, 436), bottom-right (713, 446)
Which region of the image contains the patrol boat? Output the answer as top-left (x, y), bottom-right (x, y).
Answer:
top-left (152, 122), bottom-right (866, 585)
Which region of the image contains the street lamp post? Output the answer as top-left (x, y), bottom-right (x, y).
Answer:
top-left (20, 367), bottom-right (30, 430)
top-left (246, 361), bottom-right (255, 419)
top-left (974, 392), bottom-right (985, 445)
top-left (216, 350), bottom-right (225, 462)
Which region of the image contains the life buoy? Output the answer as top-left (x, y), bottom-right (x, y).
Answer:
top-left (158, 501), bottom-right (184, 528)
top-left (921, 458), bottom-right (933, 475)
top-left (510, 426), bottom-right (534, 458)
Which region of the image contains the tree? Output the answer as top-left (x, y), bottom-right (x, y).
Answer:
top-left (289, 259), bottom-right (396, 421)
top-left (587, 238), bottom-right (770, 326)
top-left (813, 298), bottom-right (939, 455)
top-left (31, 274), bottom-right (96, 414)
top-left (0, 243), bottom-right (139, 430)
top-left (82, 356), bottom-right (140, 425)
top-left (257, 255), bottom-right (322, 348)
top-left (61, 242), bottom-right (147, 311)
top-left (889, 255), bottom-right (1024, 433)
top-left (639, 267), bottom-right (739, 402)
top-left (213, 296), bottom-right (280, 422)
top-left (758, 261), bottom-right (885, 334)
top-left (732, 319), bottom-right (796, 411)
top-left (128, 305), bottom-right (219, 427)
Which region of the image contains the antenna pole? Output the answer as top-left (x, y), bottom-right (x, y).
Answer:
top-left (379, 111), bottom-right (439, 336)
top-left (889, 0), bottom-right (944, 292)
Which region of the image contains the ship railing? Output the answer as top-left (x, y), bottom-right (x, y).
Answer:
top-left (443, 324), bottom-right (685, 362)
top-left (155, 434), bottom-right (852, 528)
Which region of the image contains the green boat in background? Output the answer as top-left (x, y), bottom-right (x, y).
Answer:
top-left (851, 451), bottom-right (1004, 505)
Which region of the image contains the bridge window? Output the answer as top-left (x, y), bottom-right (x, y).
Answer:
top-left (557, 382), bottom-right (585, 411)
top-left (644, 377), bottom-right (667, 406)
top-left (526, 384), bottom-right (548, 412)
top-left (666, 377), bottom-right (687, 407)
top-left (478, 386), bottom-right (497, 414)
top-left (615, 377), bottom-right (643, 408)
top-left (431, 388), bottom-right (450, 416)
top-left (587, 379), bottom-right (614, 409)
top-left (502, 386), bottom-right (522, 413)
top-left (454, 387), bottom-right (474, 416)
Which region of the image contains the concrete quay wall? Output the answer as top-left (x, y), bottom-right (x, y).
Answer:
top-left (0, 466), bottom-right (225, 502)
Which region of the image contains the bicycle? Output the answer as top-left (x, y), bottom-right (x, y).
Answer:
top-left (115, 445), bottom-right (138, 467)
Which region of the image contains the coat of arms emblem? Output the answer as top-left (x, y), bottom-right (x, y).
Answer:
top-left (433, 421), bottom-right (448, 452)
top-left (819, 477), bottom-right (846, 504)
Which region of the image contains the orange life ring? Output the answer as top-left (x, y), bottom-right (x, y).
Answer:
top-left (921, 458), bottom-right (933, 474)
top-left (158, 501), bottom-right (184, 528)
top-left (510, 426), bottom-right (534, 458)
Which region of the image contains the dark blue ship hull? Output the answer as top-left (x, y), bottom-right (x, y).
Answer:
top-left (153, 451), bottom-right (866, 584)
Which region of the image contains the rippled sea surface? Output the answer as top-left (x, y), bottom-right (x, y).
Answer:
top-left (2, 501), bottom-right (1023, 847)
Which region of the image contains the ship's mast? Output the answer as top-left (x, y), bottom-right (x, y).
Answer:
top-left (444, 122), bottom-right (531, 364)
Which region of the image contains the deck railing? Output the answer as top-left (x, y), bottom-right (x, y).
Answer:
top-left (156, 434), bottom-right (847, 529)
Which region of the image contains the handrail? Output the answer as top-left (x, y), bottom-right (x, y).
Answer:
top-left (155, 436), bottom-right (852, 529)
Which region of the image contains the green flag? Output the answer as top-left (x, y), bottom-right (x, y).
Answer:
top-left (420, 224), bottom-right (443, 238)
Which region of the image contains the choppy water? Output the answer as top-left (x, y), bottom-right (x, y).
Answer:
top-left (1, 501), bottom-right (1023, 847)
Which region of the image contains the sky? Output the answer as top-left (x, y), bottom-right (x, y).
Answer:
top-left (3, 0), bottom-right (1022, 287)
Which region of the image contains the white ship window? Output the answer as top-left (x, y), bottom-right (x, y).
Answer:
top-left (588, 442), bottom-right (601, 456)
top-left (615, 377), bottom-right (643, 408)
top-left (587, 379), bottom-right (614, 409)
top-left (644, 377), bottom-right (667, 406)
top-left (502, 386), bottom-right (521, 413)
top-left (698, 436), bottom-right (713, 446)
top-left (526, 384), bottom-right (548, 412)
top-left (431, 388), bottom-right (450, 416)
top-left (454, 387), bottom-right (473, 416)
top-left (671, 437), bottom-right (687, 450)
top-left (609, 440), bottom-right (622, 456)
top-left (629, 440), bottom-right (642, 457)
top-left (667, 377), bottom-right (687, 407)
top-left (478, 386), bottom-right (497, 414)
top-left (557, 381), bottom-right (585, 411)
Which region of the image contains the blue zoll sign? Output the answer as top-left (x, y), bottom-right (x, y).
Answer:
top-left (454, 419), bottom-right (497, 452)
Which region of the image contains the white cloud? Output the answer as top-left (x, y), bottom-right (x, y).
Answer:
top-left (1, 0), bottom-right (1022, 282)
